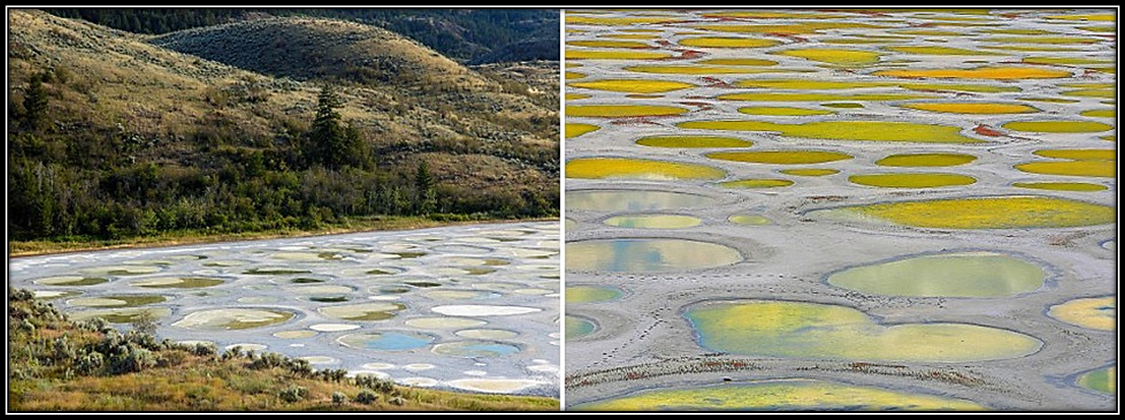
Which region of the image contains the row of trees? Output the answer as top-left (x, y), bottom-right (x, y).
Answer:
top-left (9, 76), bottom-right (555, 241)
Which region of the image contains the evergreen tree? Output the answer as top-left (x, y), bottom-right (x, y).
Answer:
top-left (23, 74), bottom-right (49, 131)
top-left (305, 85), bottom-right (361, 169)
top-left (414, 161), bottom-right (436, 215)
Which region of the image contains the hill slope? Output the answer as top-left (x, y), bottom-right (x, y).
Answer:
top-left (44, 8), bottom-right (560, 64)
top-left (148, 17), bottom-right (490, 88)
top-left (7, 9), bottom-right (558, 243)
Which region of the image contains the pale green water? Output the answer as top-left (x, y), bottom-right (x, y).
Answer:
top-left (684, 300), bottom-right (1041, 362)
top-left (603, 214), bottom-right (702, 229)
top-left (826, 251), bottom-right (1046, 297)
top-left (567, 190), bottom-right (716, 212)
top-left (566, 315), bottom-right (597, 339)
top-left (567, 238), bottom-right (743, 273)
top-left (570, 378), bottom-right (985, 411)
top-left (566, 285), bottom-right (625, 303)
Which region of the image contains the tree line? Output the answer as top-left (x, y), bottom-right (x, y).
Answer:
top-left (9, 72), bottom-right (556, 242)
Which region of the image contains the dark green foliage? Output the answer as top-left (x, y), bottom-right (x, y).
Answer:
top-left (332, 391), bottom-right (347, 405)
top-left (22, 73), bottom-right (49, 130)
top-left (354, 389), bottom-right (379, 405)
top-left (414, 161), bottom-right (436, 215)
top-left (354, 375), bottom-right (395, 394)
top-left (304, 86), bottom-right (366, 169)
top-left (278, 385), bottom-right (309, 403)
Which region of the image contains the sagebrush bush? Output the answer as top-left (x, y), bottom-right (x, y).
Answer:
top-left (278, 385), bottom-right (308, 403)
top-left (354, 390), bottom-right (379, 405)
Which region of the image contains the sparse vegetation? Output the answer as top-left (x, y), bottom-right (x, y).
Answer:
top-left (44, 8), bottom-right (559, 64)
top-left (8, 10), bottom-right (558, 254)
top-left (7, 288), bottom-right (556, 411)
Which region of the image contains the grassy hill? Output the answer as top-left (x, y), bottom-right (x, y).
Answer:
top-left (7, 9), bottom-right (558, 249)
top-left (7, 289), bottom-right (557, 411)
top-left (44, 8), bottom-right (560, 64)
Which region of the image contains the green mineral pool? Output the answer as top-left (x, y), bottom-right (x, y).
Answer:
top-left (570, 378), bottom-right (985, 411)
top-left (1076, 366), bottom-right (1116, 394)
top-left (566, 315), bottom-right (598, 339)
top-left (811, 196), bottom-right (1115, 229)
top-left (566, 285), bottom-right (625, 303)
top-left (826, 251), bottom-right (1046, 297)
top-left (603, 214), bottom-right (702, 229)
top-left (567, 190), bottom-right (717, 212)
top-left (567, 238), bottom-right (743, 273)
top-left (684, 300), bottom-right (1041, 362)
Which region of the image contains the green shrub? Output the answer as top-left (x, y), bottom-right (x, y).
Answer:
top-left (354, 390), bottom-right (379, 405)
top-left (278, 385), bottom-right (308, 403)
top-left (332, 391), bottom-right (347, 405)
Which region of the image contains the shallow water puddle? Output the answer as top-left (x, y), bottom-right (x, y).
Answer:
top-left (716, 92), bottom-right (934, 102)
top-left (1012, 182), bottom-right (1108, 192)
top-left (566, 285), bottom-right (625, 303)
top-left (571, 378), bottom-right (985, 411)
top-left (728, 214), bottom-right (771, 225)
top-left (739, 106), bottom-right (833, 116)
top-left (826, 251), bottom-right (1046, 297)
top-left (774, 48), bottom-right (883, 67)
top-left (568, 39), bottom-right (653, 49)
top-left (72, 307), bottom-right (172, 324)
top-left (873, 66), bottom-right (1072, 79)
top-left (876, 153), bottom-right (977, 167)
top-left (566, 238), bottom-right (743, 273)
top-left (566, 123), bottom-right (600, 139)
top-left (706, 150), bottom-right (852, 165)
top-left (685, 300), bottom-right (1040, 362)
top-left (812, 196), bottom-right (1115, 229)
top-left (338, 332), bottom-right (435, 351)
top-left (696, 58), bottom-right (777, 66)
top-left (565, 315), bottom-right (597, 339)
top-left (319, 302), bottom-right (407, 321)
top-left (695, 22), bottom-right (884, 35)
top-left (131, 276), bottom-right (225, 289)
top-left (1048, 296), bottom-right (1115, 331)
top-left (779, 168), bottom-right (839, 176)
top-left (624, 65), bottom-right (811, 75)
top-left (886, 46), bottom-right (998, 55)
top-left (566, 158), bottom-right (726, 180)
top-left (604, 214), bottom-right (703, 229)
top-left (682, 121), bottom-right (981, 143)
top-left (848, 173), bottom-right (977, 188)
top-left (732, 79), bottom-right (1020, 94)
top-left (567, 104), bottom-right (689, 118)
top-left (1002, 121), bottom-right (1113, 133)
top-left (570, 79), bottom-right (696, 93)
top-left (680, 37), bottom-right (780, 48)
top-left (174, 308), bottom-right (295, 331)
top-left (67, 295), bottom-right (166, 308)
top-left (901, 103), bottom-right (1038, 114)
top-left (432, 341), bottom-right (521, 358)
top-left (636, 135), bottom-right (753, 148)
top-left (566, 49), bottom-right (673, 60)
top-left (79, 265), bottom-right (162, 276)
top-left (34, 276), bottom-right (108, 286)
top-left (719, 179), bottom-right (795, 189)
top-left (455, 329), bottom-right (519, 340)
top-left (404, 317), bottom-right (488, 329)
top-left (1015, 161), bottom-right (1115, 178)
top-left (1076, 366), bottom-right (1116, 394)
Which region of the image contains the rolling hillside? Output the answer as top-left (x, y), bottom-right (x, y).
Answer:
top-left (7, 9), bottom-right (558, 244)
